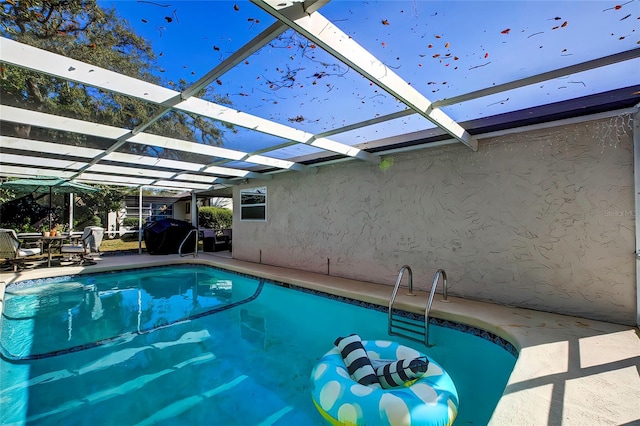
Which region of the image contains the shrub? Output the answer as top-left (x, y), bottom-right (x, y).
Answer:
top-left (199, 206), bottom-right (232, 230)
top-left (122, 217), bottom-right (141, 228)
top-left (75, 215), bottom-right (101, 229)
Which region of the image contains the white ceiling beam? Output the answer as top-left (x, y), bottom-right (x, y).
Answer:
top-left (312, 49), bottom-right (640, 138)
top-left (102, 151), bottom-right (271, 180)
top-left (74, 180), bottom-right (143, 188)
top-left (0, 135), bottom-right (269, 185)
top-left (0, 159), bottom-right (216, 191)
top-left (86, 164), bottom-right (176, 179)
top-left (123, 21), bottom-right (290, 174)
top-left (0, 37), bottom-right (380, 164)
top-left (79, 173), bottom-right (219, 192)
top-left (315, 109), bottom-right (414, 139)
top-left (175, 173), bottom-right (227, 184)
top-left (244, 155), bottom-right (298, 170)
top-left (200, 164), bottom-right (253, 177)
top-left (251, 0), bottom-right (477, 151)
top-left (151, 180), bottom-right (215, 191)
top-left (0, 152), bottom-right (88, 170)
top-left (1, 136), bottom-right (104, 158)
top-left (129, 132), bottom-right (244, 161)
top-left (0, 165), bottom-right (76, 179)
top-left (433, 48), bottom-right (640, 108)
top-left (0, 105), bottom-right (310, 172)
top-left (0, 38), bottom-right (176, 105)
top-left (0, 105), bottom-right (129, 140)
top-left (175, 98), bottom-right (379, 163)
top-left (75, 173), bottom-right (156, 186)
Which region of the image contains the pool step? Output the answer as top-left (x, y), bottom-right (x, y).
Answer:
top-left (9, 327), bottom-right (323, 426)
top-left (389, 313), bottom-right (426, 344)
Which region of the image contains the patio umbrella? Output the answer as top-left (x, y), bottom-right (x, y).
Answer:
top-left (0, 176), bottom-right (99, 231)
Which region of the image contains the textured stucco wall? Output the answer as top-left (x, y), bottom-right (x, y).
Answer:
top-left (233, 116), bottom-right (635, 325)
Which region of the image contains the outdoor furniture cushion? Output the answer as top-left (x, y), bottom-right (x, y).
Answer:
top-left (375, 357), bottom-right (430, 388)
top-left (0, 228), bottom-right (42, 271)
top-left (60, 226), bottom-right (104, 265)
top-left (17, 247), bottom-right (41, 257)
top-left (334, 334), bottom-right (381, 388)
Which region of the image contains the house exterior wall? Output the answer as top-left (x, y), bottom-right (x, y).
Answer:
top-left (232, 115), bottom-right (635, 325)
top-left (122, 196), bottom-right (179, 223)
top-left (173, 200), bottom-right (188, 222)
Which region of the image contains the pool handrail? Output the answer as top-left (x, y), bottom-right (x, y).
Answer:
top-left (388, 267), bottom-right (449, 347)
top-left (178, 228), bottom-right (198, 258)
top-left (425, 269), bottom-right (448, 347)
top-left (388, 265), bottom-right (420, 340)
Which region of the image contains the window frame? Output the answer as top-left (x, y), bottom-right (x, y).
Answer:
top-left (240, 187), bottom-right (267, 222)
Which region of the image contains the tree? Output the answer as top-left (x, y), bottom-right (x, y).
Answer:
top-left (78, 185), bottom-right (125, 230)
top-left (0, 191), bottom-right (49, 232)
top-left (0, 0), bottom-right (233, 160)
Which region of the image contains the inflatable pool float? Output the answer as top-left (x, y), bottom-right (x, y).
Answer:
top-left (310, 339), bottom-right (459, 426)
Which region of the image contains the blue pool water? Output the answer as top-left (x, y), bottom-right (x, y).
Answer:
top-left (0, 265), bottom-right (516, 425)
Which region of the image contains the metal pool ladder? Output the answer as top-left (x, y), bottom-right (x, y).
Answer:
top-left (178, 228), bottom-right (199, 258)
top-left (388, 267), bottom-right (448, 347)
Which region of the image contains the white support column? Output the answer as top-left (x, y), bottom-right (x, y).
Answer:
top-left (69, 193), bottom-right (74, 235)
top-left (191, 192), bottom-right (199, 253)
top-left (138, 188), bottom-right (143, 255)
top-left (633, 107), bottom-right (640, 327)
top-left (191, 192), bottom-right (198, 227)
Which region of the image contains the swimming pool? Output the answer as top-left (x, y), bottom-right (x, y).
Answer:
top-left (0, 264), bottom-right (516, 425)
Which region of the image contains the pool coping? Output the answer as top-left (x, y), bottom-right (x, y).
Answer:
top-left (1, 253), bottom-right (639, 425)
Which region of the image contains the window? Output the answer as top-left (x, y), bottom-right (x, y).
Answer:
top-left (240, 187), bottom-right (266, 222)
top-left (185, 202), bottom-right (191, 214)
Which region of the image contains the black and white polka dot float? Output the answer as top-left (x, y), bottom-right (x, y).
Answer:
top-left (310, 336), bottom-right (459, 426)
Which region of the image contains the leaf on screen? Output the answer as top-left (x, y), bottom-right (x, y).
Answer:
top-left (603, 1), bottom-right (632, 11)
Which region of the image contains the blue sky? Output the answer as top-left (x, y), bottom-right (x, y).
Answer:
top-left (97, 0), bottom-right (639, 153)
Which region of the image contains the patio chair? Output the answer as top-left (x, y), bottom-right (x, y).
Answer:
top-left (60, 226), bottom-right (104, 265)
top-left (202, 229), bottom-right (230, 252)
top-left (221, 228), bottom-right (232, 252)
top-left (0, 228), bottom-right (43, 271)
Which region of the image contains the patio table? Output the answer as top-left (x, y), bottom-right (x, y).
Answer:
top-left (18, 234), bottom-right (79, 267)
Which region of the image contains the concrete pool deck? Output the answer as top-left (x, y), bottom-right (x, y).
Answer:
top-left (1, 252), bottom-right (639, 425)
